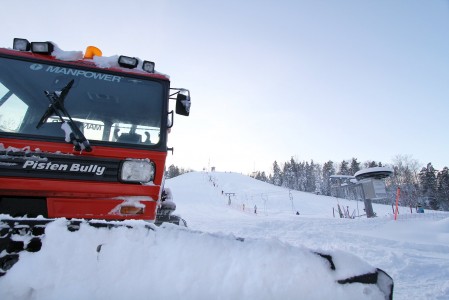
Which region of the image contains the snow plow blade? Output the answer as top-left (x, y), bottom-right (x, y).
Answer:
top-left (314, 252), bottom-right (393, 300)
top-left (337, 268), bottom-right (393, 300)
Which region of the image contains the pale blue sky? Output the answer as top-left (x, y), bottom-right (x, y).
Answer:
top-left (2, 0), bottom-right (449, 174)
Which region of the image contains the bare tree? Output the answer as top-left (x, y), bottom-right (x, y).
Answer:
top-left (387, 155), bottom-right (421, 207)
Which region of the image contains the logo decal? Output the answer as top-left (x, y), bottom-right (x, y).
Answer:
top-left (45, 66), bottom-right (121, 83)
top-left (30, 64), bottom-right (43, 71)
top-left (22, 160), bottom-right (106, 176)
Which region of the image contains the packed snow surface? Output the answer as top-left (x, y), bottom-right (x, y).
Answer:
top-left (1, 171), bottom-right (449, 300)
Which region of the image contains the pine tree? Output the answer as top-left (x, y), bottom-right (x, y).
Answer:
top-left (314, 162), bottom-right (323, 194)
top-left (260, 171), bottom-right (268, 182)
top-left (322, 161), bottom-right (335, 196)
top-left (339, 160), bottom-right (350, 175)
top-left (349, 158), bottom-right (360, 175)
top-left (437, 167), bottom-right (449, 211)
top-left (290, 157), bottom-right (300, 191)
top-left (272, 161), bottom-right (282, 186)
top-left (253, 171), bottom-right (268, 182)
top-left (297, 161), bottom-right (306, 191)
top-left (419, 163), bottom-right (438, 209)
top-left (166, 164), bottom-right (180, 178)
top-left (305, 160), bottom-right (316, 193)
top-left (283, 160), bottom-right (295, 189)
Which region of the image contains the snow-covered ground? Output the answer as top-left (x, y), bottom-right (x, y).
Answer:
top-left (169, 172), bottom-right (449, 300)
top-left (1, 171), bottom-right (448, 300)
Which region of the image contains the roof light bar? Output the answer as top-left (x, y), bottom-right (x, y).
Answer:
top-left (142, 61), bottom-right (155, 73)
top-left (13, 38), bottom-right (157, 72)
top-left (118, 56), bottom-right (138, 69)
top-left (30, 42), bottom-right (54, 55)
top-left (13, 38), bottom-right (31, 51)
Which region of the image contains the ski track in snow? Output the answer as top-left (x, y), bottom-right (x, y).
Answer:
top-left (0, 171), bottom-right (448, 300)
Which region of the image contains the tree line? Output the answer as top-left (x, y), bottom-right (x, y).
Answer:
top-left (165, 164), bottom-right (192, 179)
top-left (250, 155), bottom-right (449, 211)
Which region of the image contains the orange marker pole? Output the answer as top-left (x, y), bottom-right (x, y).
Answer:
top-left (394, 187), bottom-right (400, 220)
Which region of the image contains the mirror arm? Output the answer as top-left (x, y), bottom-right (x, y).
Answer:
top-left (169, 91), bottom-right (180, 99)
top-left (169, 88), bottom-right (189, 100)
top-left (169, 88), bottom-right (183, 99)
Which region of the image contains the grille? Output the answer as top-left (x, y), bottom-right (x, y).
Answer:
top-left (0, 197), bottom-right (48, 218)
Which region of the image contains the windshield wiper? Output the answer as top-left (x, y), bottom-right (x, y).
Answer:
top-left (36, 79), bottom-right (92, 152)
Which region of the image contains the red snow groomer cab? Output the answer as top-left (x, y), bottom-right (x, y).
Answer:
top-left (0, 38), bottom-right (190, 225)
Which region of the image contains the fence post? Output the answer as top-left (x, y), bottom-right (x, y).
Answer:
top-left (394, 187), bottom-right (400, 220)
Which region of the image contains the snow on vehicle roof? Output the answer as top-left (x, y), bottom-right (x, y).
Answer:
top-left (53, 43), bottom-right (170, 78)
top-left (51, 44), bottom-right (83, 61)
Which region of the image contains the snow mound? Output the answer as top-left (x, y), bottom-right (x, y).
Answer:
top-left (0, 219), bottom-right (385, 300)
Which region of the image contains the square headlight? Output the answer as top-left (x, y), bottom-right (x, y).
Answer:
top-left (120, 160), bottom-right (154, 183)
top-left (30, 42), bottom-right (54, 55)
top-left (118, 56), bottom-right (138, 69)
top-left (142, 60), bottom-right (155, 73)
top-left (13, 38), bottom-right (31, 51)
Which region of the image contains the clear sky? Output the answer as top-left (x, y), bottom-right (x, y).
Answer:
top-left (2, 0), bottom-right (449, 174)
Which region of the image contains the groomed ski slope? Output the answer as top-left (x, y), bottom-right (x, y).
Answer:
top-left (0, 171), bottom-right (448, 300)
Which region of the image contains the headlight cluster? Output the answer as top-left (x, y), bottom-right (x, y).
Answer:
top-left (120, 160), bottom-right (154, 183)
top-left (13, 38), bottom-right (156, 73)
top-left (117, 56), bottom-right (155, 73)
top-left (13, 38), bottom-right (54, 55)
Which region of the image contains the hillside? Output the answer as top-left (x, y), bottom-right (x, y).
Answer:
top-left (167, 171), bottom-right (449, 299)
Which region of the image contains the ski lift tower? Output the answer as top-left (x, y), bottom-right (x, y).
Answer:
top-left (354, 167), bottom-right (393, 218)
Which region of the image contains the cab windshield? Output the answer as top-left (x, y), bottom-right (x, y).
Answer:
top-left (0, 56), bottom-right (165, 147)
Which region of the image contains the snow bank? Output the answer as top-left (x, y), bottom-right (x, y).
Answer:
top-left (0, 220), bottom-right (384, 300)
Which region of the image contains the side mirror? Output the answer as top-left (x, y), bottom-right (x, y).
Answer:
top-left (175, 90), bottom-right (191, 116)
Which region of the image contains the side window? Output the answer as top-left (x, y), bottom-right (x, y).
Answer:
top-left (110, 123), bottom-right (160, 145)
top-left (0, 83), bottom-right (28, 132)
